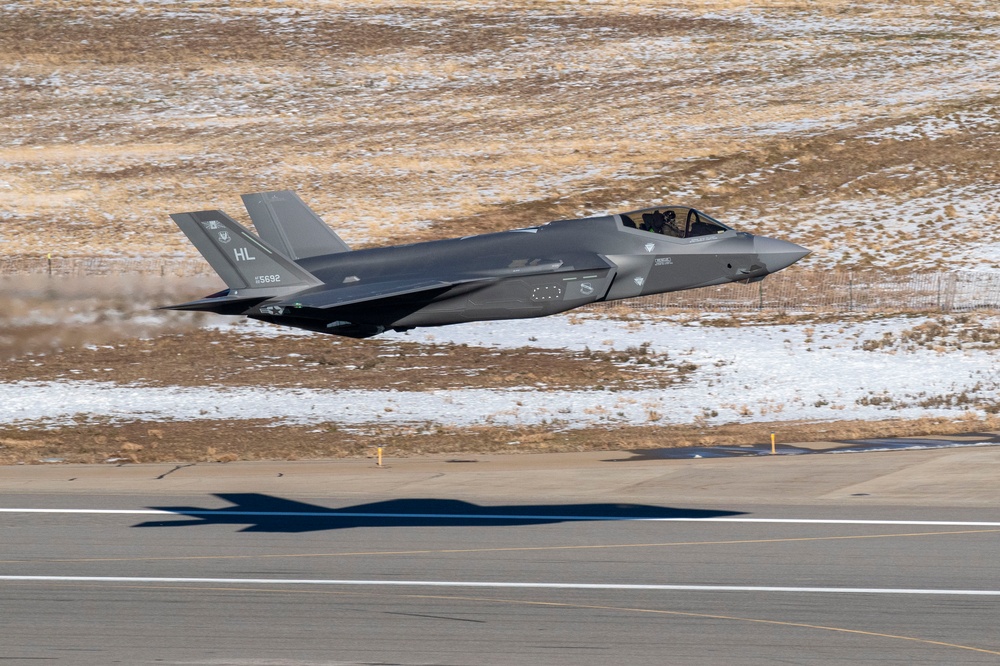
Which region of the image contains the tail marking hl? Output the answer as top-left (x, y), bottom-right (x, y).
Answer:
top-left (170, 210), bottom-right (322, 292)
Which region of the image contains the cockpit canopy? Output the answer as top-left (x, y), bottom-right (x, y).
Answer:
top-left (619, 206), bottom-right (730, 239)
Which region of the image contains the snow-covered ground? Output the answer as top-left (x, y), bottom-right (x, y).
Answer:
top-left (3, 2), bottom-right (1000, 436)
top-left (3, 313), bottom-right (996, 430)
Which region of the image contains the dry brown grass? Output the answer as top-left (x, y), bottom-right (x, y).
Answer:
top-left (3, 1), bottom-right (999, 463)
top-left (2, 1), bottom-right (998, 270)
top-left (0, 326), bottom-right (689, 391)
top-left (3, 414), bottom-right (998, 466)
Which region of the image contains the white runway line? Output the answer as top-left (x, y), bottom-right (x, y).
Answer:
top-left (1, 507), bottom-right (1000, 527)
top-left (2, 575), bottom-right (1000, 596)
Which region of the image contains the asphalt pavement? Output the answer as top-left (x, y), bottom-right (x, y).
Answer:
top-left (1, 441), bottom-right (999, 665)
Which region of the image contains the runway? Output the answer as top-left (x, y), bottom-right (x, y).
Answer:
top-left (2, 446), bottom-right (1000, 665)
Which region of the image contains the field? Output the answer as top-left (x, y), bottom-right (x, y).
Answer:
top-left (2, 1), bottom-right (999, 463)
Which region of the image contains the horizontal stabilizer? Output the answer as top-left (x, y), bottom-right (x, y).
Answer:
top-left (170, 209), bottom-right (324, 292)
top-left (160, 292), bottom-right (272, 315)
top-left (241, 190), bottom-right (350, 260)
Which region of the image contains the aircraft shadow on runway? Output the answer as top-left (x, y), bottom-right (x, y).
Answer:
top-left (132, 494), bottom-right (745, 533)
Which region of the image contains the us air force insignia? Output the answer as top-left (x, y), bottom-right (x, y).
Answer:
top-left (634, 277), bottom-right (645, 286)
top-left (644, 243), bottom-right (655, 253)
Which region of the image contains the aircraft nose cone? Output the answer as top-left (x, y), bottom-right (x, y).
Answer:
top-left (754, 236), bottom-right (810, 273)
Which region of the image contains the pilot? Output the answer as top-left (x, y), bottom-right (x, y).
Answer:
top-left (641, 210), bottom-right (666, 233)
top-left (662, 210), bottom-right (681, 237)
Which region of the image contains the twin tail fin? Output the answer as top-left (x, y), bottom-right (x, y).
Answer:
top-left (240, 190), bottom-right (350, 260)
top-left (164, 210), bottom-right (322, 313)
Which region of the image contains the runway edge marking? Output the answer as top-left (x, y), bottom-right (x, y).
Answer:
top-left (3, 575), bottom-right (1000, 596)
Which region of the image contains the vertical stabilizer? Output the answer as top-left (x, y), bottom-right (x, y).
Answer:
top-left (241, 190), bottom-right (351, 260)
top-left (170, 209), bottom-right (323, 292)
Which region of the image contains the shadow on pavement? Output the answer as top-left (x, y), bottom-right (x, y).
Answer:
top-left (133, 493), bottom-right (744, 533)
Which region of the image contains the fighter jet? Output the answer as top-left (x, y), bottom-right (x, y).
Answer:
top-left (163, 191), bottom-right (808, 338)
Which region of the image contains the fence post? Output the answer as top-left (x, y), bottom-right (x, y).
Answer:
top-left (943, 273), bottom-right (958, 312)
top-left (847, 273), bottom-right (853, 312)
top-left (758, 280), bottom-right (764, 310)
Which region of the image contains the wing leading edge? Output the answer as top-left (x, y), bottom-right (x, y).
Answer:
top-left (245, 277), bottom-right (497, 339)
top-left (260, 277), bottom-right (494, 312)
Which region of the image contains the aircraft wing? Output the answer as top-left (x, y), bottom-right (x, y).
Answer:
top-left (264, 276), bottom-right (494, 311)
top-left (260, 250), bottom-right (615, 314)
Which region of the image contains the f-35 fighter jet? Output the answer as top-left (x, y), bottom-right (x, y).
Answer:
top-left (163, 191), bottom-right (808, 338)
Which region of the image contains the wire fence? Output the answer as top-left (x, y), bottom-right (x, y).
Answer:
top-left (0, 256), bottom-right (213, 278)
top-left (3, 256), bottom-right (999, 313)
top-left (591, 270), bottom-right (1000, 313)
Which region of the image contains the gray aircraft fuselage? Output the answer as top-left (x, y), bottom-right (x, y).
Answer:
top-left (165, 199), bottom-right (808, 338)
top-left (257, 214), bottom-right (804, 337)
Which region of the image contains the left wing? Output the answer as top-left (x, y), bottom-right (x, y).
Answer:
top-left (247, 276), bottom-right (493, 316)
